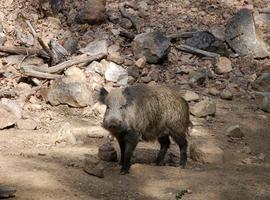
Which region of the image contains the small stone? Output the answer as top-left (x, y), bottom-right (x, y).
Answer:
top-left (215, 57), bottom-right (232, 74)
top-left (120, 18), bottom-right (133, 29)
top-left (65, 66), bottom-right (86, 81)
top-left (55, 122), bottom-right (77, 145)
top-left (220, 89), bottom-right (233, 100)
top-left (132, 31), bottom-right (171, 64)
top-left (190, 140), bottom-right (224, 164)
top-left (189, 71), bottom-right (206, 85)
top-left (124, 59), bottom-right (134, 66)
top-left (242, 146), bottom-right (252, 154)
top-left (107, 52), bottom-right (124, 65)
top-left (128, 76), bottom-right (136, 84)
top-left (141, 76), bottom-right (152, 83)
top-left (226, 125), bottom-right (244, 138)
top-left (85, 61), bottom-right (105, 76)
top-left (127, 66), bottom-right (140, 78)
top-left (63, 37), bottom-right (78, 55)
top-left (75, 0), bottom-right (106, 25)
top-left (135, 57), bottom-right (147, 69)
top-left (258, 153), bottom-right (266, 161)
top-left (251, 73), bottom-right (270, 92)
top-left (254, 92), bottom-right (270, 113)
top-left (1, 98), bottom-right (22, 119)
top-left (16, 119), bottom-right (38, 130)
top-left (149, 69), bottom-right (160, 82)
top-left (79, 39), bottom-right (108, 56)
top-left (83, 156), bottom-right (104, 178)
top-left (98, 142), bottom-right (117, 162)
top-left (241, 158), bottom-right (252, 164)
top-left (190, 99), bottom-right (216, 117)
top-left (208, 87), bottom-right (220, 96)
top-left (183, 90), bottom-right (199, 102)
top-left (0, 106), bottom-right (17, 130)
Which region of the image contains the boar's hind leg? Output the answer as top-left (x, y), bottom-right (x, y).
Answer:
top-left (156, 135), bottom-right (170, 166)
top-left (120, 131), bottom-right (139, 175)
top-left (172, 134), bottom-right (187, 168)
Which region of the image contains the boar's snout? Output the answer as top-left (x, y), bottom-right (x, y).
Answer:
top-left (103, 118), bottom-right (121, 130)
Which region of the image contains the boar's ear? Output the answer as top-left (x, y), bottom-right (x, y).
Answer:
top-left (123, 87), bottom-right (133, 105)
top-left (98, 87), bottom-right (108, 104)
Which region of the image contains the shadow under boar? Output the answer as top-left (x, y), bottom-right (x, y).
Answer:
top-left (99, 84), bottom-right (190, 174)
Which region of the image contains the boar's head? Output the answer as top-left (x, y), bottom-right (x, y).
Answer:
top-left (99, 87), bottom-right (133, 132)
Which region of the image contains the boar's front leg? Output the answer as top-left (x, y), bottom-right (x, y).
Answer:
top-left (120, 130), bottom-right (139, 175)
top-left (116, 137), bottom-right (125, 166)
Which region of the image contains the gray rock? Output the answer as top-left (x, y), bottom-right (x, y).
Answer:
top-left (104, 62), bottom-right (128, 86)
top-left (132, 31), bottom-right (171, 63)
top-left (190, 99), bottom-right (216, 117)
top-left (98, 142), bottom-right (117, 162)
top-left (209, 25), bottom-right (225, 41)
top-left (47, 67), bottom-right (93, 107)
top-left (83, 156), bottom-right (104, 178)
top-left (190, 140), bottom-right (224, 164)
top-left (189, 71), bottom-right (206, 85)
top-left (79, 39), bottom-right (108, 56)
top-left (208, 87), bottom-right (220, 96)
top-left (226, 125), bottom-right (244, 138)
top-left (0, 106), bottom-right (17, 130)
top-left (254, 92), bottom-right (270, 113)
top-left (0, 186), bottom-right (16, 198)
top-left (220, 89), bottom-right (233, 100)
top-left (16, 119), bottom-right (38, 130)
top-left (127, 66), bottom-right (140, 78)
top-left (225, 8), bottom-right (270, 58)
top-left (120, 18), bottom-right (133, 29)
top-left (75, 0), bottom-right (106, 25)
top-left (63, 37), bottom-right (78, 55)
top-left (183, 90), bottom-right (199, 102)
top-left (185, 31), bottom-right (225, 54)
top-left (251, 73), bottom-right (270, 92)
top-left (215, 57), bottom-right (232, 74)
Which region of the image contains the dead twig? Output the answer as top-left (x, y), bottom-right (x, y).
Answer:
top-left (37, 37), bottom-right (56, 64)
top-left (175, 44), bottom-right (220, 59)
top-left (0, 46), bottom-right (49, 58)
top-left (20, 65), bottom-right (61, 79)
top-left (167, 32), bottom-right (197, 41)
top-left (37, 53), bottom-right (107, 74)
top-left (119, 3), bottom-right (141, 33)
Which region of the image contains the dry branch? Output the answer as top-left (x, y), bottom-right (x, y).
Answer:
top-left (0, 46), bottom-right (49, 58)
top-left (38, 53), bottom-right (107, 74)
top-left (175, 44), bottom-right (220, 59)
top-left (20, 65), bottom-right (61, 79)
top-left (167, 32), bottom-right (196, 41)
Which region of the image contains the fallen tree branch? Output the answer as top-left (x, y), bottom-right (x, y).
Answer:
top-left (175, 44), bottom-right (220, 59)
top-left (37, 53), bottom-right (107, 74)
top-left (167, 32), bottom-right (196, 41)
top-left (0, 46), bottom-right (49, 58)
top-left (20, 66), bottom-right (61, 79)
top-left (37, 37), bottom-right (56, 64)
top-left (119, 3), bottom-right (141, 33)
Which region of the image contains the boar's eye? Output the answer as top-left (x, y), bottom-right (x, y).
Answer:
top-left (120, 104), bottom-right (127, 109)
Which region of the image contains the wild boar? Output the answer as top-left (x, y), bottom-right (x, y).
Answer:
top-left (99, 84), bottom-right (190, 174)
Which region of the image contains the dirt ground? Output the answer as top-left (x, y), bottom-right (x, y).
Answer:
top-left (1, 0), bottom-right (270, 199)
top-left (0, 97), bottom-right (270, 200)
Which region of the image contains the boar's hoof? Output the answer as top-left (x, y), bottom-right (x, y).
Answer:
top-left (180, 160), bottom-right (187, 169)
top-left (120, 169), bottom-right (129, 175)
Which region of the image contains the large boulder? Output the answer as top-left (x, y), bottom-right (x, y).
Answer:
top-left (132, 31), bottom-right (171, 63)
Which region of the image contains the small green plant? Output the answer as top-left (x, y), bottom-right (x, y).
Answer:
top-left (175, 189), bottom-right (188, 200)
